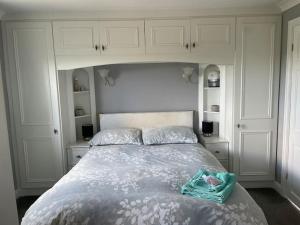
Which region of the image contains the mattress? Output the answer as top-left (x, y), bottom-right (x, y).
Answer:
top-left (21, 144), bottom-right (268, 225)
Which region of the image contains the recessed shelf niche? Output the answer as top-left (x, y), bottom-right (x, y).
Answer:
top-left (199, 64), bottom-right (226, 137)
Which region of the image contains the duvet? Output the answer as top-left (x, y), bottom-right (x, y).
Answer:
top-left (21, 144), bottom-right (268, 225)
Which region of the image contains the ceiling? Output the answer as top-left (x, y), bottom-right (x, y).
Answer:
top-left (0, 0), bottom-right (282, 14)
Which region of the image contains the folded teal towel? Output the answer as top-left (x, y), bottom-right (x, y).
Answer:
top-left (181, 169), bottom-right (236, 204)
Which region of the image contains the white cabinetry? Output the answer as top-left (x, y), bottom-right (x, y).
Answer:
top-left (234, 17), bottom-right (281, 181)
top-left (53, 21), bottom-right (99, 55)
top-left (145, 19), bottom-right (190, 54)
top-left (53, 18), bottom-right (237, 68)
top-left (67, 142), bottom-right (90, 170)
top-left (200, 135), bottom-right (229, 170)
top-left (5, 22), bottom-right (63, 189)
top-left (191, 17), bottom-right (235, 61)
top-left (53, 20), bottom-right (145, 56)
top-left (99, 20), bottom-right (145, 55)
top-left (65, 67), bottom-right (96, 143)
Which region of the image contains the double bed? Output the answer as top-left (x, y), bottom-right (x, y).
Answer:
top-left (21, 111), bottom-right (268, 225)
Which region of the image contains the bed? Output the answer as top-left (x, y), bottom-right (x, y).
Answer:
top-left (21, 111), bottom-right (268, 225)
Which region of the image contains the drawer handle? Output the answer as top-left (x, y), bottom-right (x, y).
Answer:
top-left (76, 155), bottom-right (82, 159)
top-left (215, 151), bottom-right (220, 154)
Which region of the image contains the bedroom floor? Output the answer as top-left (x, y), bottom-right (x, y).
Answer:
top-left (17, 188), bottom-right (300, 225)
top-left (247, 188), bottom-right (300, 225)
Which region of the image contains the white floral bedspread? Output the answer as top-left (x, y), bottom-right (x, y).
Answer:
top-left (21, 144), bottom-right (268, 225)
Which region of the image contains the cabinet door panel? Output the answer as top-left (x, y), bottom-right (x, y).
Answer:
top-left (234, 17), bottom-right (281, 181)
top-left (53, 21), bottom-right (99, 55)
top-left (145, 19), bottom-right (190, 54)
top-left (239, 131), bottom-right (271, 176)
top-left (100, 20), bottom-right (145, 55)
top-left (191, 17), bottom-right (235, 61)
top-left (6, 22), bottom-right (63, 188)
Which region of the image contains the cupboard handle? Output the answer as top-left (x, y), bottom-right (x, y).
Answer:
top-left (185, 43), bottom-right (189, 49)
top-left (237, 124), bottom-right (241, 128)
top-left (54, 129), bottom-right (58, 134)
top-left (192, 42), bottom-right (196, 48)
top-left (76, 155), bottom-right (82, 159)
top-left (215, 151), bottom-right (220, 154)
top-left (95, 45), bottom-right (99, 50)
top-left (102, 45), bottom-right (105, 51)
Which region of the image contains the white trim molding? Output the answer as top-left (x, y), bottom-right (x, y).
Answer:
top-left (278, 0), bottom-right (300, 12)
top-left (2, 7), bottom-right (281, 21)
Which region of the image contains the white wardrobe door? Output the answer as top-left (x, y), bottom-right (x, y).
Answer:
top-left (234, 17), bottom-right (281, 181)
top-left (5, 22), bottom-right (63, 188)
top-left (99, 20), bottom-right (145, 55)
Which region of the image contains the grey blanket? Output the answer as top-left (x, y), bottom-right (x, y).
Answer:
top-left (22, 144), bottom-right (268, 225)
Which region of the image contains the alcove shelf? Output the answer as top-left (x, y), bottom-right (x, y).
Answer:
top-left (198, 64), bottom-right (226, 138)
top-left (58, 67), bottom-right (97, 147)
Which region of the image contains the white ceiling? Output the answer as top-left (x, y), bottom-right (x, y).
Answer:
top-left (0, 0), bottom-right (281, 14)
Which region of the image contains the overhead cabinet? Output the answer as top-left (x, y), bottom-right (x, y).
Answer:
top-left (99, 20), bottom-right (145, 55)
top-left (53, 20), bottom-right (145, 56)
top-left (145, 17), bottom-right (235, 57)
top-left (53, 21), bottom-right (100, 55)
top-left (190, 17), bottom-right (235, 60)
top-left (145, 19), bottom-right (191, 54)
top-left (53, 17), bottom-right (235, 62)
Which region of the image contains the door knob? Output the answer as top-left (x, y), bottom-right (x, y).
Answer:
top-left (54, 129), bottom-right (58, 134)
top-left (237, 124), bottom-right (241, 128)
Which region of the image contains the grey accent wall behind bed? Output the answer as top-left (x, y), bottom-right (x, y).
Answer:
top-left (94, 63), bottom-right (199, 131)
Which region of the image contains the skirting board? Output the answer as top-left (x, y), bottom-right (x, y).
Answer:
top-left (239, 180), bottom-right (285, 197)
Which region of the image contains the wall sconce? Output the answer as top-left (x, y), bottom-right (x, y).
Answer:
top-left (182, 67), bottom-right (194, 83)
top-left (98, 69), bottom-right (114, 86)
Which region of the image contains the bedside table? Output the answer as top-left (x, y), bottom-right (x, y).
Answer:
top-left (199, 135), bottom-right (229, 170)
top-left (67, 141), bottom-right (90, 170)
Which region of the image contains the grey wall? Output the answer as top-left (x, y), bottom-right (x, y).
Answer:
top-left (94, 63), bottom-right (199, 130)
top-left (276, 4), bottom-right (300, 182)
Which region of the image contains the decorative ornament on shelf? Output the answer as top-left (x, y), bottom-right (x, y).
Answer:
top-left (98, 68), bottom-right (114, 86)
top-left (207, 70), bottom-right (220, 87)
top-left (73, 76), bottom-right (81, 92)
top-left (74, 106), bottom-right (85, 117)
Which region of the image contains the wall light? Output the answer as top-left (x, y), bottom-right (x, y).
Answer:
top-left (182, 67), bottom-right (194, 83)
top-left (97, 69), bottom-right (114, 86)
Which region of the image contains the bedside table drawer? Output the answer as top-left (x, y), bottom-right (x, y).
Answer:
top-left (68, 148), bottom-right (89, 166)
top-left (206, 143), bottom-right (228, 160)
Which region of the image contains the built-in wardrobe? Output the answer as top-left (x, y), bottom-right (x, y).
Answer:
top-left (3, 15), bottom-right (281, 197)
